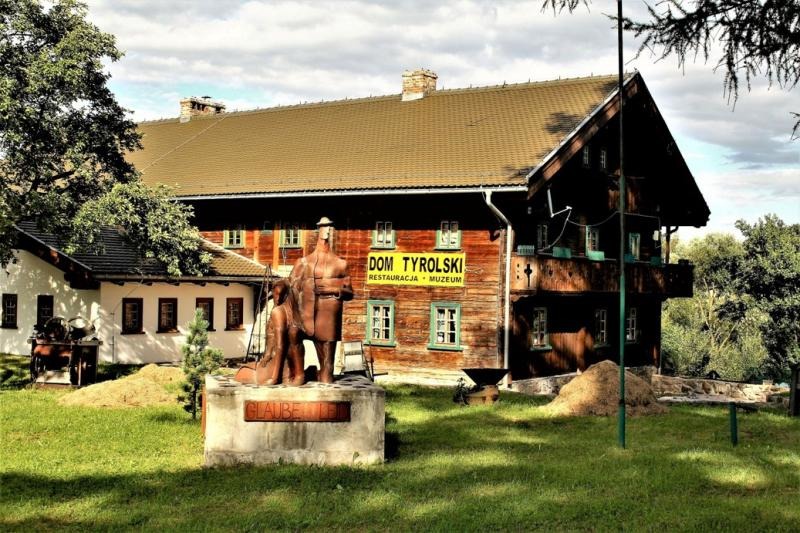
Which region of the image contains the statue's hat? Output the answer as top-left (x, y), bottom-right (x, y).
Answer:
top-left (316, 216), bottom-right (334, 227)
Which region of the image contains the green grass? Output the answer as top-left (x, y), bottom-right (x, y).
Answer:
top-left (1, 385), bottom-right (798, 532)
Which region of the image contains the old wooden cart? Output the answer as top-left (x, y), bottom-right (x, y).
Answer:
top-left (29, 317), bottom-right (101, 387)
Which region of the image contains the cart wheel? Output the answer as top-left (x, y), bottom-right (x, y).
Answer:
top-left (30, 355), bottom-right (44, 382)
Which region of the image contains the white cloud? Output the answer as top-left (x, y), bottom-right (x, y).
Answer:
top-left (85, 0), bottom-right (799, 231)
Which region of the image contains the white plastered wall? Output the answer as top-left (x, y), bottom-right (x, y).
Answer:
top-left (0, 250), bottom-right (101, 355)
top-left (98, 282), bottom-right (257, 364)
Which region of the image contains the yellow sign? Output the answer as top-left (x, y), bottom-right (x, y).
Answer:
top-left (367, 252), bottom-right (466, 287)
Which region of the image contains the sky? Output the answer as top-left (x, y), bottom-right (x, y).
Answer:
top-left (84, 0), bottom-right (799, 241)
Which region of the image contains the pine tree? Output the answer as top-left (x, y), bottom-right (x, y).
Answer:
top-left (181, 308), bottom-right (224, 419)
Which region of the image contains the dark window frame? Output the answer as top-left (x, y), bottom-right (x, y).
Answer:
top-left (1, 293), bottom-right (18, 329)
top-left (36, 294), bottom-right (54, 329)
top-left (157, 298), bottom-right (179, 333)
top-left (226, 297), bottom-right (244, 331)
top-left (121, 298), bottom-right (144, 334)
top-left (196, 297), bottom-right (215, 331)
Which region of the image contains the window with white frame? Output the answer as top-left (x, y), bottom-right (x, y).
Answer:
top-left (429, 302), bottom-right (461, 349)
top-left (599, 148), bottom-right (608, 170)
top-left (372, 221), bottom-right (395, 249)
top-left (626, 307), bottom-right (639, 342)
top-left (281, 223), bottom-right (301, 248)
top-left (223, 226), bottom-right (245, 248)
top-left (531, 307), bottom-right (548, 348)
top-left (629, 232), bottom-right (641, 260)
top-left (582, 145), bottom-right (590, 167)
top-left (536, 224), bottom-right (549, 251)
top-left (594, 308), bottom-right (608, 346)
top-left (437, 220), bottom-right (461, 250)
top-left (366, 300), bottom-right (394, 345)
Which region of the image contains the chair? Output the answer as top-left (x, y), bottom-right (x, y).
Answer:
top-left (341, 341), bottom-right (373, 381)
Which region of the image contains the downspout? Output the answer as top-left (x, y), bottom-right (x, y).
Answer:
top-left (483, 191), bottom-right (512, 388)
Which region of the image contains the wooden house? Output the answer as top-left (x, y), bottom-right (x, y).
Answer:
top-left (128, 70), bottom-right (709, 381)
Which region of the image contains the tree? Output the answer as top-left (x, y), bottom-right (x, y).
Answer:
top-left (661, 234), bottom-right (767, 381)
top-left (70, 182), bottom-right (211, 278)
top-left (736, 215), bottom-right (800, 380)
top-left (181, 309), bottom-right (223, 419)
top-left (544, 0), bottom-right (800, 137)
top-left (1, 0), bottom-right (208, 275)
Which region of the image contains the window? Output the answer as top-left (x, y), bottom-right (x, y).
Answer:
top-left (157, 298), bottom-right (178, 333)
top-left (280, 223), bottom-right (301, 248)
top-left (226, 298), bottom-right (244, 330)
top-left (366, 300), bottom-right (395, 346)
top-left (628, 232), bottom-right (641, 261)
top-left (586, 228), bottom-right (600, 252)
top-left (599, 148), bottom-right (608, 170)
top-left (36, 295), bottom-right (54, 328)
top-left (536, 224), bottom-right (549, 251)
top-left (531, 307), bottom-right (549, 348)
top-left (429, 302), bottom-right (461, 350)
top-left (372, 221), bottom-right (395, 249)
top-left (196, 298), bottom-right (214, 331)
top-left (121, 298), bottom-right (143, 334)
top-left (626, 307), bottom-right (639, 343)
top-left (1, 294), bottom-right (18, 329)
top-left (436, 220), bottom-right (461, 250)
top-left (594, 308), bottom-right (608, 346)
top-left (223, 226), bottom-right (245, 248)
top-left (582, 145), bottom-right (590, 167)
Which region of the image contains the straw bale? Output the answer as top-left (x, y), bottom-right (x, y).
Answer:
top-left (544, 360), bottom-right (667, 417)
top-left (58, 364), bottom-right (184, 408)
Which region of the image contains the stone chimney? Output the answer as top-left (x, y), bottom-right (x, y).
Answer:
top-left (401, 69), bottom-right (437, 101)
top-left (179, 96), bottom-right (226, 122)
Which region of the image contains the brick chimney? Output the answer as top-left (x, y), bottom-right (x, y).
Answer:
top-left (401, 69), bottom-right (437, 101)
top-left (179, 96), bottom-right (226, 122)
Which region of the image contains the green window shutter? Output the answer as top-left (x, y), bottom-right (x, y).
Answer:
top-left (428, 301), bottom-right (462, 351)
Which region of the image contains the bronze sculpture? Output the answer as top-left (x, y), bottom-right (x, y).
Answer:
top-left (235, 216), bottom-right (353, 386)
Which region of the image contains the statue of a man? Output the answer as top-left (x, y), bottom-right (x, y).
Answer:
top-left (288, 216), bottom-right (353, 384)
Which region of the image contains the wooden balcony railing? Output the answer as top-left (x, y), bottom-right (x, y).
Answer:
top-left (511, 255), bottom-right (693, 297)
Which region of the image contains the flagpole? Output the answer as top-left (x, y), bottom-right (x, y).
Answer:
top-left (617, 0), bottom-right (627, 449)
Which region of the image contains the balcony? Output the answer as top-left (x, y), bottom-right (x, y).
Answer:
top-left (511, 255), bottom-right (693, 297)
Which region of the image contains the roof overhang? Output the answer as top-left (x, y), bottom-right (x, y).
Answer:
top-left (175, 184), bottom-right (529, 201)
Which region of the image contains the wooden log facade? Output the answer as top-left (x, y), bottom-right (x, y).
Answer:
top-left (131, 72), bottom-right (710, 380)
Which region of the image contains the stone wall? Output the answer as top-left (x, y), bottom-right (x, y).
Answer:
top-left (650, 374), bottom-right (781, 402)
top-left (512, 365), bottom-right (786, 403)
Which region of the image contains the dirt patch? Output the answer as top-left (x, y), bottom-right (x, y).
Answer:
top-left (543, 360), bottom-right (667, 417)
top-left (58, 364), bottom-right (184, 408)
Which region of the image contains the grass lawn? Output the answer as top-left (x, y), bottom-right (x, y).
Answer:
top-left (1, 379), bottom-right (799, 531)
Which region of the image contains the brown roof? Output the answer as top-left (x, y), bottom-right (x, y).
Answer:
top-left (131, 75), bottom-right (621, 197)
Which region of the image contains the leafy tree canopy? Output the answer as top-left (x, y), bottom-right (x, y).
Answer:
top-left (71, 182), bottom-right (212, 278)
top-left (544, 0), bottom-right (800, 137)
top-left (0, 0), bottom-right (208, 275)
top-left (663, 215), bottom-right (800, 381)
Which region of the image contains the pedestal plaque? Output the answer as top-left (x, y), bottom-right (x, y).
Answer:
top-left (204, 374), bottom-right (384, 466)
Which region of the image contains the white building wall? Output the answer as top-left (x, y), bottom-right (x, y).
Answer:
top-left (98, 282), bottom-right (257, 364)
top-left (0, 250), bottom-right (101, 355)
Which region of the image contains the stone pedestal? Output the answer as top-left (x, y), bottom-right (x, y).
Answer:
top-left (204, 374), bottom-right (385, 466)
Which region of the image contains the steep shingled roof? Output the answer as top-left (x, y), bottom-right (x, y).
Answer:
top-left (129, 75), bottom-right (621, 197)
top-left (15, 221), bottom-right (265, 281)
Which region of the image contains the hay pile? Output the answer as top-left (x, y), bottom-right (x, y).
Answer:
top-left (58, 364), bottom-right (184, 408)
top-left (544, 360), bottom-right (667, 416)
